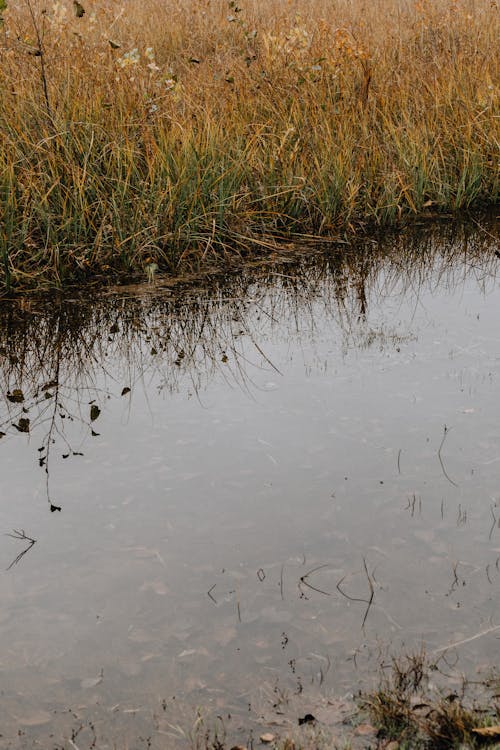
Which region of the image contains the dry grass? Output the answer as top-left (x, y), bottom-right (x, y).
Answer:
top-left (362, 649), bottom-right (500, 749)
top-left (0, 0), bottom-right (498, 289)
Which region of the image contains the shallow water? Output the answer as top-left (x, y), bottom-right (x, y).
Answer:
top-left (1, 224), bottom-right (500, 747)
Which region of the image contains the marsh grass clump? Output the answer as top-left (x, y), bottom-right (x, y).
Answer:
top-left (0, 0), bottom-right (498, 290)
top-left (362, 649), bottom-right (500, 749)
top-left (362, 650), bottom-right (428, 744)
top-left (424, 694), bottom-right (478, 749)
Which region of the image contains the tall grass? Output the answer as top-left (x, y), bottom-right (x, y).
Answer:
top-left (0, 0), bottom-right (498, 289)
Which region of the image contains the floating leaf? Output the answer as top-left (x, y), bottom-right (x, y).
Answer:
top-left (90, 404), bottom-right (100, 421)
top-left (7, 388), bottom-right (24, 403)
top-left (13, 417), bottom-right (30, 433)
top-left (121, 387), bottom-right (131, 396)
top-left (91, 429), bottom-right (100, 437)
top-left (50, 504), bottom-right (61, 512)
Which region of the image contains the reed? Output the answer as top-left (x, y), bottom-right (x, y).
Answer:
top-left (0, 0), bottom-right (498, 289)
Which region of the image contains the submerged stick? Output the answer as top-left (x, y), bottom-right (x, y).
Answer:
top-left (433, 623), bottom-right (500, 654)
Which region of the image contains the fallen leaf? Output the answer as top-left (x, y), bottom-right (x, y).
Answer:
top-left (13, 417), bottom-right (30, 433)
top-left (472, 726), bottom-right (500, 737)
top-left (298, 714), bottom-right (316, 725)
top-left (7, 389), bottom-right (24, 403)
top-left (90, 404), bottom-right (100, 421)
top-left (81, 672), bottom-right (103, 689)
top-left (354, 723), bottom-right (376, 736)
top-left (19, 710), bottom-right (52, 726)
top-left (260, 734), bottom-right (275, 744)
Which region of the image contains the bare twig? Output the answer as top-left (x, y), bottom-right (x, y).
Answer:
top-left (336, 558), bottom-right (375, 630)
top-left (6, 529), bottom-right (37, 570)
top-left (299, 564), bottom-right (333, 598)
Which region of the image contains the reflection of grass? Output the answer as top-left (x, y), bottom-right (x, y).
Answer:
top-left (0, 224), bottom-right (496, 510)
top-left (0, 0), bottom-right (498, 289)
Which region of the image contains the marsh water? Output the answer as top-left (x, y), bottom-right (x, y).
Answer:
top-left (1, 222), bottom-right (500, 748)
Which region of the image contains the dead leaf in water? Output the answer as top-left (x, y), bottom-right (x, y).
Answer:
top-left (7, 389), bottom-right (24, 403)
top-left (19, 710), bottom-right (52, 726)
top-left (140, 580), bottom-right (168, 595)
top-left (260, 733), bottom-right (275, 744)
top-left (81, 671), bottom-right (103, 689)
top-left (354, 723), bottom-right (376, 736)
top-left (13, 417), bottom-right (30, 433)
top-left (90, 404), bottom-right (100, 422)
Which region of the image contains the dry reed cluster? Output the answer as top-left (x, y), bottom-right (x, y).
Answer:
top-left (0, 0), bottom-right (498, 289)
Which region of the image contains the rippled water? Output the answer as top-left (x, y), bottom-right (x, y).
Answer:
top-left (1, 223), bottom-right (499, 747)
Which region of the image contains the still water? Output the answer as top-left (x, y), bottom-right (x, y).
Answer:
top-left (1, 224), bottom-right (500, 747)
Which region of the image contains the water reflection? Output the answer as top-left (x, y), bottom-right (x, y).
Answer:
top-left (0, 221), bottom-right (499, 747)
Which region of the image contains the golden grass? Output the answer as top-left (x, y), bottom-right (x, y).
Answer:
top-left (0, 0), bottom-right (498, 289)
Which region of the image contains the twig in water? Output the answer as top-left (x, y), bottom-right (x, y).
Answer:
top-left (336, 558), bottom-right (375, 630)
top-left (397, 448), bottom-right (402, 475)
top-left (6, 529), bottom-right (36, 570)
top-left (489, 504), bottom-right (498, 541)
top-left (438, 425), bottom-right (458, 487)
top-left (486, 564), bottom-right (493, 585)
top-left (279, 564), bottom-right (284, 600)
top-left (207, 584), bottom-right (217, 604)
top-left (298, 564), bottom-right (333, 598)
top-left (433, 623), bottom-right (500, 654)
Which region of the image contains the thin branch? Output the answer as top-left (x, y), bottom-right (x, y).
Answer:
top-left (299, 564), bottom-right (333, 597)
top-left (6, 529), bottom-right (37, 570)
top-left (336, 558), bottom-right (375, 630)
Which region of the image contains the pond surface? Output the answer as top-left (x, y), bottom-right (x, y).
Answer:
top-left (1, 223), bottom-right (500, 748)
